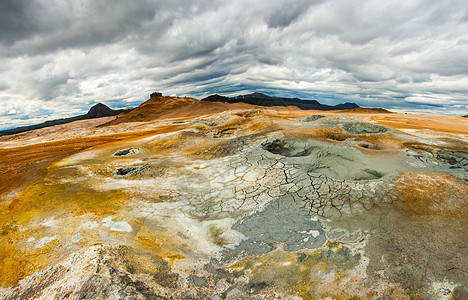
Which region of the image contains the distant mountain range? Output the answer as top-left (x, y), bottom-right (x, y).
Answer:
top-left (0, 103), bottom-right (129, 136)
top-left (1, 92), bottom-right (400, 137)
top-left (201, 92), bottom-right (360, 110)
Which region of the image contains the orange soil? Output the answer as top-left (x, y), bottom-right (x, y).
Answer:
top-left (394, 172), bottom-right (468, 218)
top-left (106, 95), bottom-right (260, 126)
top-left (369, 114), bottom-right (468, 135)
top-left (0, 125), bottom-right (183, 198)
top-left (270, 109), bottom-right (468, 135)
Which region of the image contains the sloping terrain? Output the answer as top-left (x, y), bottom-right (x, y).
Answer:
top-left (105, 93), bottom-right (258, 126)
top-left (0, 95), bottom-right (467, 299)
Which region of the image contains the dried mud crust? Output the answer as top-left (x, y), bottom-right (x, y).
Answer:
top-left (152, 133), bottom-right (398, 221)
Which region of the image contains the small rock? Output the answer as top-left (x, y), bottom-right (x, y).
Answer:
top-left (439, 287), bottom-right (451, 296)
top-left (114, 165), bottom-right (151, 178)
top-left (113, 147), bottom-right (140, 157)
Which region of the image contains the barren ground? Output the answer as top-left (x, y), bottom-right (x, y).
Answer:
top-left (0, 98), bottom-right (467, 299)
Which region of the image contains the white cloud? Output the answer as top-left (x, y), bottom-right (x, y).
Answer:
top-left (1, 0), bottom-right (468, 129)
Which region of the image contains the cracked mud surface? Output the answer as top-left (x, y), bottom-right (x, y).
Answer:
top-left (0, 108), bottom-right (467, 299)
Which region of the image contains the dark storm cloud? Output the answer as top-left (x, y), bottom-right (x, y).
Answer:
top-left (0, 0), bottom-right (162, 56)
top-left (0, 0), bottom-right (39, 44)
top-left (1, 0), bottom-right (468, 129)
top-left (266, 0), bottom-right (322, 28)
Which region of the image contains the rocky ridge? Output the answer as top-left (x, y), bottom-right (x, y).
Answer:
top-left (202, 92), bottom-right (360, 110)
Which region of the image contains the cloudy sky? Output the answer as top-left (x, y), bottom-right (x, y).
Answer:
top-left (1, 0), bottom-right (467, 129)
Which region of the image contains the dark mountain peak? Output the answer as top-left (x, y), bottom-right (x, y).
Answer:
top-left (201, 92), bottom-right (360, 111)
top-left (334, 102), bottom-right (360, 109)
top-left (299, 98), bottom-right (320, 105)
top-left (85, 103), bottom-right (116, 118)
top-left (245, 92), bottom-right (270, 98)
top-left (202, 94), bottom-right (236, 103)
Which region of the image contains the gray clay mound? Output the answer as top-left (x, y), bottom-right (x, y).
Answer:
top-left (342, 122), bottom-right (389, 134)
top-left (296, 115), bottom-right (326, 122)
top-left (114, 165), bottom-right (157, 179)
top-left (405, 146), bottom-right (468, 178)
top-left (263, 139), bottom-right (315, 157)
top-left (436, 149), bottom-right (468, 171)
top-left (113, 147), bottom-right (141, 157)
top-left (261, 137), bottom-right (390, 181)
top-left (346, 138), bottom-right (380, 150)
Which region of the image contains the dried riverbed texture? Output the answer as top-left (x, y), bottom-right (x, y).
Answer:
top-left (0, 109), bottom-right (467, 299)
